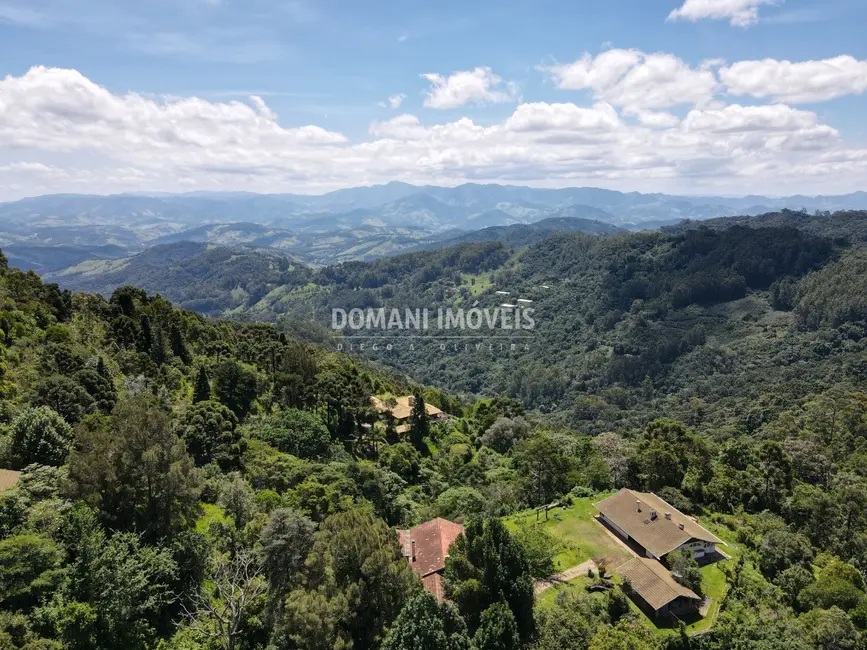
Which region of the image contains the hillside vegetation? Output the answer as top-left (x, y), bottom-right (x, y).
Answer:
top-left (6, 209), bottom-right (867, 649)
top-left (49, 217), bottom-right (867, 442)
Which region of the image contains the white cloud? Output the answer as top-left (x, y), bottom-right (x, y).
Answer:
top-left (0, 162), bottom-right (60, 174)
top-left (0, 66), bottom-right (346, 155)
top-left (544, 49), bottom-right (718, 111)
top-left (387, 93), bottom-right (406, 109)
top-left (629, 110), bottom-right (682, 128)
top-left (681, 103), bottom-right (832, 133)
top-left (667, 0), bottom-right (778, 27)
top-left (1, 65), bottom-right (866, 199)
top-left (720, 55), bottom-right (867, 103)
top-left (504, 102), bottom-right (621, 134)
top-left (422, 67), bottom-right (519, 109)
top-left (368, 114), bottom-right (428, 140)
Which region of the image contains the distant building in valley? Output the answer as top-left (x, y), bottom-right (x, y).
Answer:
top-left (371, 395), bottom-right (448, 435)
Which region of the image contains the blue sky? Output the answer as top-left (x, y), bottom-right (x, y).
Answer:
top-left (1, 0), bottom-right (867, 199)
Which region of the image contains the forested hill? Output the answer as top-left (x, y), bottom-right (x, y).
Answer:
top-left (5, 233), bottom-right (867, 648)
top-left (46, 242), bottom-right (315, 316)
top-left (417, 216), bottom-right (623, 250)
top-left (44, 220), bottom-right (867, 440)
top-left (666, 209), bottom-right (867, 244)
top-left (44, 216), bottom-right (622, 306)
top-left (256, 223), bottom-right (867, 434)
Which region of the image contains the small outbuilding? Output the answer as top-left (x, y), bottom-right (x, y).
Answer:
top-left (618, 557), bottom-right (701, 619)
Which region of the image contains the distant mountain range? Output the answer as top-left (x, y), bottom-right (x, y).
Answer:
top-left (4, 183), bottom-right (867, 274)
top-left (5, 183), bottom-right (867, 232)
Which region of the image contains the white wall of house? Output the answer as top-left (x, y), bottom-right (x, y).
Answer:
top-left (675, 539), bottom-right (715, 558)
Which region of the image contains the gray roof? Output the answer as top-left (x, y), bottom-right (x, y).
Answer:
top-left (595, 488), bottom-right (723, 558)
top-left (618, 557), bottom-right (701, 611)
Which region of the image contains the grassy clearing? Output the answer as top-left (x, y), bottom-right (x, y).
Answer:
top-left (461, 273), bottom-right (492, 296)
top-left (536, 573), bottom-right (596, 609)
top-left (505, 494), bottom-right (632, 572)
top-left (684, 518), bottom-right (742, 634)
top-left (196, 503), bottom-right (229, 535)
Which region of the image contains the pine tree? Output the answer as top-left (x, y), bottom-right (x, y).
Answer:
top-left (382, 591), bottom-right (470, 650)
top-left (473, 602), bottom-right (519, 650)
top-left (138, 314), bottom-right (153, 353)
top-left (151, 324), bottom-right (167, 366)
top-left (193, 367), bottom-right (211, 404)
top-left (170, 324), bottom-right (192, 365)
top-left (409, 391), bottom-right (430, 454)
top-left (96, 356), bottom-right (109, 379)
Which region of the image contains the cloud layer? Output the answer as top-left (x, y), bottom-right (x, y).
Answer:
top-left (0, 63), bottom-right (865, 200)
top-left (720, 56), bottom-right (867, 103)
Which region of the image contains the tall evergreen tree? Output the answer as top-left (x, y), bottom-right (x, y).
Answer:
top-left (170, 324), bottom-right (192, 365)
top-left (473, 602), bottom-right (519, 650)
top-left (409, 391), bottom-right (430, 454)
top-left (138, 314), bottom-right (153, 353)
top-left (192, 367), bottom-right (211, 404)
top-left (445, 518), bottom-right (534, 641)
top-left (96, 356), bottom-right (109, 379)
top-left (213, 359), bottom-right (258, 421)
top-left (150, 324), bottom-right (167, 366)
top-left (381, 591), bottom-right (470, 650)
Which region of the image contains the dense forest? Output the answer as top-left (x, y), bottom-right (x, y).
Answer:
top-left (246, 216), bottom-right (867, 436)
top-left (5, 208), bottom-right (867, 649)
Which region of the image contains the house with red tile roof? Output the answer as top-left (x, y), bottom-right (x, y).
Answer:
top-left (398, 517), bottom-right (465, 601)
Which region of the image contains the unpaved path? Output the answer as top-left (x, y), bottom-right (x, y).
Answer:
top-left (534, 559), bottom-right (598, 594)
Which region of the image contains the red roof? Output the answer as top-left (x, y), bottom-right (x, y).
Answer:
top-left (399, 517), bottom-right (465, 577)
top-left (422, 573), bottom-right (446, 601)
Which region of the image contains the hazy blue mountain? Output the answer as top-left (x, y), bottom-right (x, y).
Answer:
top-left (6, 184), bottom-right (867, 273)
top-left (2, 243), bottom-right (129, 273)
top-left (6, 185), bottom-right (867, 235)
top-left (150, 222), bottom-right (293, 247)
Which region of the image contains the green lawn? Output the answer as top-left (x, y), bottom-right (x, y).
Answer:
top-left (461, 273), bottom-right (492, 296)
top-left (513, 499), bottom-right (741, 637)
top-left (505, 494), bottom-right (632, 572)
top-left (684, 519), bottom-right (742, 634)
top-left (536, 573), bottom-right (596, 609)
